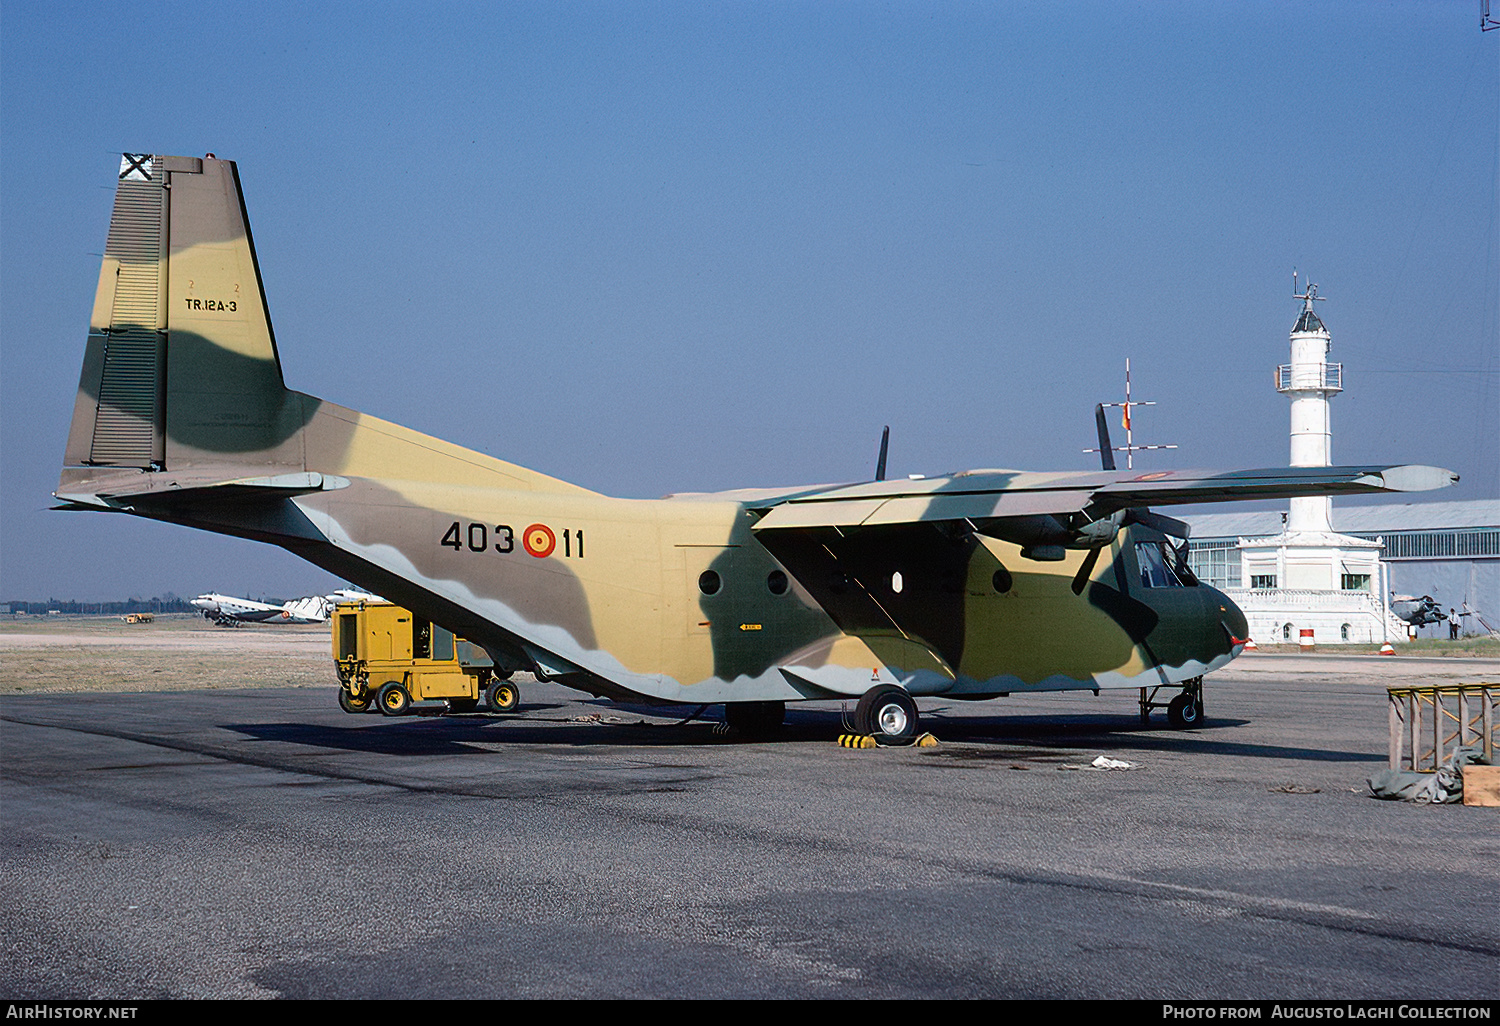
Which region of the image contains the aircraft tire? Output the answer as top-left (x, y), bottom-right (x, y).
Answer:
top-left (1167, 692), bottom-right (1201, 729)
top-left (338, 689), bottom-right (371, 714)
top-left (377, 681), bottom-right (411, 717)
top-left (856, 685), bottom-right (918, 744)
top-left (723, 700), bottom-right (785, 736)
top-left (487, 679), bottom-right (520, 713)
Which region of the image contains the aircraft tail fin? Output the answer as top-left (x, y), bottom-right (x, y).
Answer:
top-left (61, 153), bottom-right (595, 507)
top-left (64, 154), bottom-right (302, 476)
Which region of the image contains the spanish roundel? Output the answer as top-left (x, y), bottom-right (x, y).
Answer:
top-left (523, 523), bottom-right (556, 557)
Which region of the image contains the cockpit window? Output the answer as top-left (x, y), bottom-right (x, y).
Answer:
top-left (1137, 541), bottom-right (1195, 588)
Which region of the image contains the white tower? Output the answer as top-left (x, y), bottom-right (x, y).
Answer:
top-left (1276, 281), bottom-right (1340, 533)
top-left (1229, 279), bottom-right (1400, 645)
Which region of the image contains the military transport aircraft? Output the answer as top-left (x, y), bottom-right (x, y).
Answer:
top-left (190, 592), bottom-right (331, 627)
top-left (55, 155), bottom-right (1457, 738)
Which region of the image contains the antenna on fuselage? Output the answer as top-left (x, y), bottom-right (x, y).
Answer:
top-left (875, 425), bottom-right (890, 481)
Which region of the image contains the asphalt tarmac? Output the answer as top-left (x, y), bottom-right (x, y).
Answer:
top-left (2, 655), bottom-right (1497, 1000)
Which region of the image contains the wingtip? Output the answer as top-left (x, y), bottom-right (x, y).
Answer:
top-left (1364, 465), bottom-right (1460, 492)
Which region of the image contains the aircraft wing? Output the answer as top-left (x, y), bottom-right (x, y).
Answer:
top-left (231, 608), bottom-right (294, 623)
top-left (748, 464), bottom-right (1457, 531)
top-left (744, 463), bottom-right (1455, 667)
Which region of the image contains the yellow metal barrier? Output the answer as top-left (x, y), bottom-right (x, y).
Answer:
top-left (1386, 683), bottom-right (1497, 772)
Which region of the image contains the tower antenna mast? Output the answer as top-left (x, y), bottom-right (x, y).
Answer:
top-left (1084, 358), bottom-right (1177, 470)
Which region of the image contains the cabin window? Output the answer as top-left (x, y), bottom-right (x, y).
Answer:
top-left (891, 571), bottom-right (904, 594)
top-left (766, 570), bottom-right (788, 595)
top-left (432, 624), bottom-right (455, 662)
top-left (1136, 542), bottom-right (1184, 588)
top-left (992, 565), bottom-right (1013, 594)
top-left (698, 570), bottom-right (721, 595)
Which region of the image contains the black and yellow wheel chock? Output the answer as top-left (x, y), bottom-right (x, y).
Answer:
top-left (837, 732), bottom-right (939, 749)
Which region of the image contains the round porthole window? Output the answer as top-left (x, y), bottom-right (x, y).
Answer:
top-left (992, 566), bottom-right (1013, 593)
top-left (767, 570), bottom-right (788, 595)
top-left (698, 570), bottom-right (721, 595)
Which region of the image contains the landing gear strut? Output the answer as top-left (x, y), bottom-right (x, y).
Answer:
top-left (1139, 676), bottom-right (1205, 729)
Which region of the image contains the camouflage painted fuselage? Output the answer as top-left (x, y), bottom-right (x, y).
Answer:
top-left (58, 156), bottom-right (1452, 707)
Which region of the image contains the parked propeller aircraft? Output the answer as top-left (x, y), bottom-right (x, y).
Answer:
top-left (55, 155), bottom-right (1457, 739)
top-left (190, 592), bottom-right (332, 627)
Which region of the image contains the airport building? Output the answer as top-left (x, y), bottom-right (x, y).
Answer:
top-left (1179, 284), bottom-right (1498, 644)
top-left (1184, 500), bottom-right (1500, 643)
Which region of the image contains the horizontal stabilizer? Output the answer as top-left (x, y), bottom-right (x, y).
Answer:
top-left (55, 471), bottom-right (348, 511)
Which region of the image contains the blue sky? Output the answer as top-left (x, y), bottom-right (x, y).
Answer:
top-left (2, 1), bottom-right (1496, 601)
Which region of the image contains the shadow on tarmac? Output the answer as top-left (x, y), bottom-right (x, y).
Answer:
top-left (223, 701), bottom-right (1382, 764)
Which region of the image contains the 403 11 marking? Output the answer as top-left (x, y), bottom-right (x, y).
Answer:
top-left (440, 521), bottom-right (584, 558)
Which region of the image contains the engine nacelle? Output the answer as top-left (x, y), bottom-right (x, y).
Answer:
top-left (981, 511), bottom-right (1125, 561)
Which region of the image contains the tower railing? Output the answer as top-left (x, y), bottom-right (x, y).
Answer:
top-left (1276, 363), bottom-right (1342, 393)
top-left (1222, 586), bottom-right (1379, 614)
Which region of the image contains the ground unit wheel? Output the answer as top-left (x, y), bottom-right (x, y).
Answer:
top-left (377, 681), bottom-right (411, 717)
top-left (1167, 692), bottom-right (1201, 728)
top-left (723, 700), bottom-right (785, 736)
top-left (338, 689), bottom-right (371, 714)
top-left (855, 685), bottom-right (918, 744)
top-left (487, 679), bottom-right (520, 713)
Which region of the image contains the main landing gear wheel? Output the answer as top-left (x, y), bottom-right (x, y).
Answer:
top-left (855, 685), bottom-right (919, 744)
top-left (377, 681), bottom-right (412, 717)
top-left (338, 689), bottom-right (371, 714)
top-left (487, 679), bottom-right (520, 713)
top-left (723, 700), bottom-right (785, 737)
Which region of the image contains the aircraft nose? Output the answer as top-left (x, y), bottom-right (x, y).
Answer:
top-left (1219, 592), bottom-right (1249, 650)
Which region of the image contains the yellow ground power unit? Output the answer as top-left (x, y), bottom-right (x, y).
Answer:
top-left (333, 600), bottom-right (519, 716)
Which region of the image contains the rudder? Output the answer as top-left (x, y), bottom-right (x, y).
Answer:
top-left (65, 154), bottom-right (302, 474)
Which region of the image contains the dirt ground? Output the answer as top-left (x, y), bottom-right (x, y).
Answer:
top-left (0, 614), bottom-right (332, 694)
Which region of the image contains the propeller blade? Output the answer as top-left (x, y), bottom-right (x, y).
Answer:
top-left (1071, 546), bottom-right (1102, 595)
top-left (1094, 404), bottom-right (1116, 471)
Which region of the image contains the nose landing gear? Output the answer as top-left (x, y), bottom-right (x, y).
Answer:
top-left (1140, 676), bottom-right (1205, 729)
